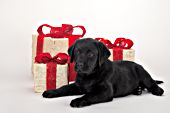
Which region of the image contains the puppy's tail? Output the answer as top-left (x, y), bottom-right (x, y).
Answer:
top-left (155, 80), bottom-right (164, 84)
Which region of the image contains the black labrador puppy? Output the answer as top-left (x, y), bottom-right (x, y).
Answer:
top-left (42, 38), bottom-right (164, 107)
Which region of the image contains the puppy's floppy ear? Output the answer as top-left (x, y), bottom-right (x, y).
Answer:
top-left (97, 41), bottom-right (111, 66)
top-left (68, 44), bottom-right (75, 63)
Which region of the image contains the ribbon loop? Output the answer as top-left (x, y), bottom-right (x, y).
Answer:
top-left (54, 53), bottom-right (69, 64)
top-left (124, 39), bottom-right (133, 49)
top-left (113, 38), bottom-right (126, 48)
top-left (37, 24), bottom-right (73, 38)
top-left (37, 24), bottom-right (52, 36)
top-left (72, 25), bottom-right (86, 37)
top-left (35, 53), bottom-right (52, 63)
top-left (35, 53), bottom-right (69, 64)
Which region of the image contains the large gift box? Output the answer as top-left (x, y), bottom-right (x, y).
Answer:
top-left (32, 24), bottom-right (86, 81)
top-left (33, 53), bottom-right (69, 93)
top-left (96, 38), bottom-right (135, 61)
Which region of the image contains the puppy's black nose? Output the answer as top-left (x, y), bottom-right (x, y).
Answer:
top-left (77, 62), bottom-right (84, 68)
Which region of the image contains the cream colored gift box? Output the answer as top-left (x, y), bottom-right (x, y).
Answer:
top-left (108, 49), bottom-right (135, 61)
top-left (32, 35), bottom-right (69, 72)
top-left (33, 63), bottom-right (68, 93)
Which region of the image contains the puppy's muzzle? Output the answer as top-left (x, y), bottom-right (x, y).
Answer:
top-left (75, 62), bottom-right (85, 73)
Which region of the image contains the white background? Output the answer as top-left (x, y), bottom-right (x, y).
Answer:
top-left (0, 0), bottom-right (170, 113)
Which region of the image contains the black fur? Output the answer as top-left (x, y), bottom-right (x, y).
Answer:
top-left (42, 38), bottom-right (164, 108)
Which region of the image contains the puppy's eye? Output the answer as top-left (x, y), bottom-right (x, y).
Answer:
top-left (88, 53), bottom-right (94, 57)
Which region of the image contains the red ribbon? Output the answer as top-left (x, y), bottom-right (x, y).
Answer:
top-left (35, 53), bottom-right (68, 90)
top-left (95, 37), bottom-right (134, 60)
top-left (37, 24), bottom-right (73, 38)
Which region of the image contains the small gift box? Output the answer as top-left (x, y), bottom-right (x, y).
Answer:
top-left (32, 24), bottom-right (86, 81)
top-left (96, 38), bottom-right (135, 61)
top-left (33, 53), bottom-right (69, 93)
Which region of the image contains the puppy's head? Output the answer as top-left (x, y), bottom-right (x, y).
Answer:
top-left (68, 38), bottom-right (110, 74)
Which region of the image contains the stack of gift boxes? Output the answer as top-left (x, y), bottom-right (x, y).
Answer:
top-left (32, 24), bottom-right (135, 93)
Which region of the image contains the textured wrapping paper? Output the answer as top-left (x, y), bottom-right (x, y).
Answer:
top-left (33, 63), bottom-right (68, 93)
top-left (108, 48), bottom-right (135, 61)
top-left (32, 34), bottom-right (68, 72)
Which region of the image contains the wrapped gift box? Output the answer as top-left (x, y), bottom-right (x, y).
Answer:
top-left (33, 63), bottom-right (68, 93)
top-left (95, 37), bottom-right (135, 61)
top-left (33, 53), bottom-right (69, 93)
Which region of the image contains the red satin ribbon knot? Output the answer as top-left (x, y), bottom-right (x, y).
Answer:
top-left (35, 53), bottom-right (68, 65)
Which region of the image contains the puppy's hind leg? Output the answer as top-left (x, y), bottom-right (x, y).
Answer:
top-left (137, 65), bottom-right (164, 96)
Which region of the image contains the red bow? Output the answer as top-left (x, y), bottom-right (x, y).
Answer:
top-left (35, 53), bottom-right (68, 64)
top-left (95, 37), bottom-right (133, 49)
top-left (37, 24), bottom-right (86, 38)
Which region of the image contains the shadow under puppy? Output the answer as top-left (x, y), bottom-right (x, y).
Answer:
top-left (42, 38), bottom-right (164, 107)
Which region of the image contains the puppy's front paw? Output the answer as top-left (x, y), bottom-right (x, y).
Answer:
top-left (70, 98), bottom-right (89, 108)
top-left (42, 90), bottom-right (57, 98)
